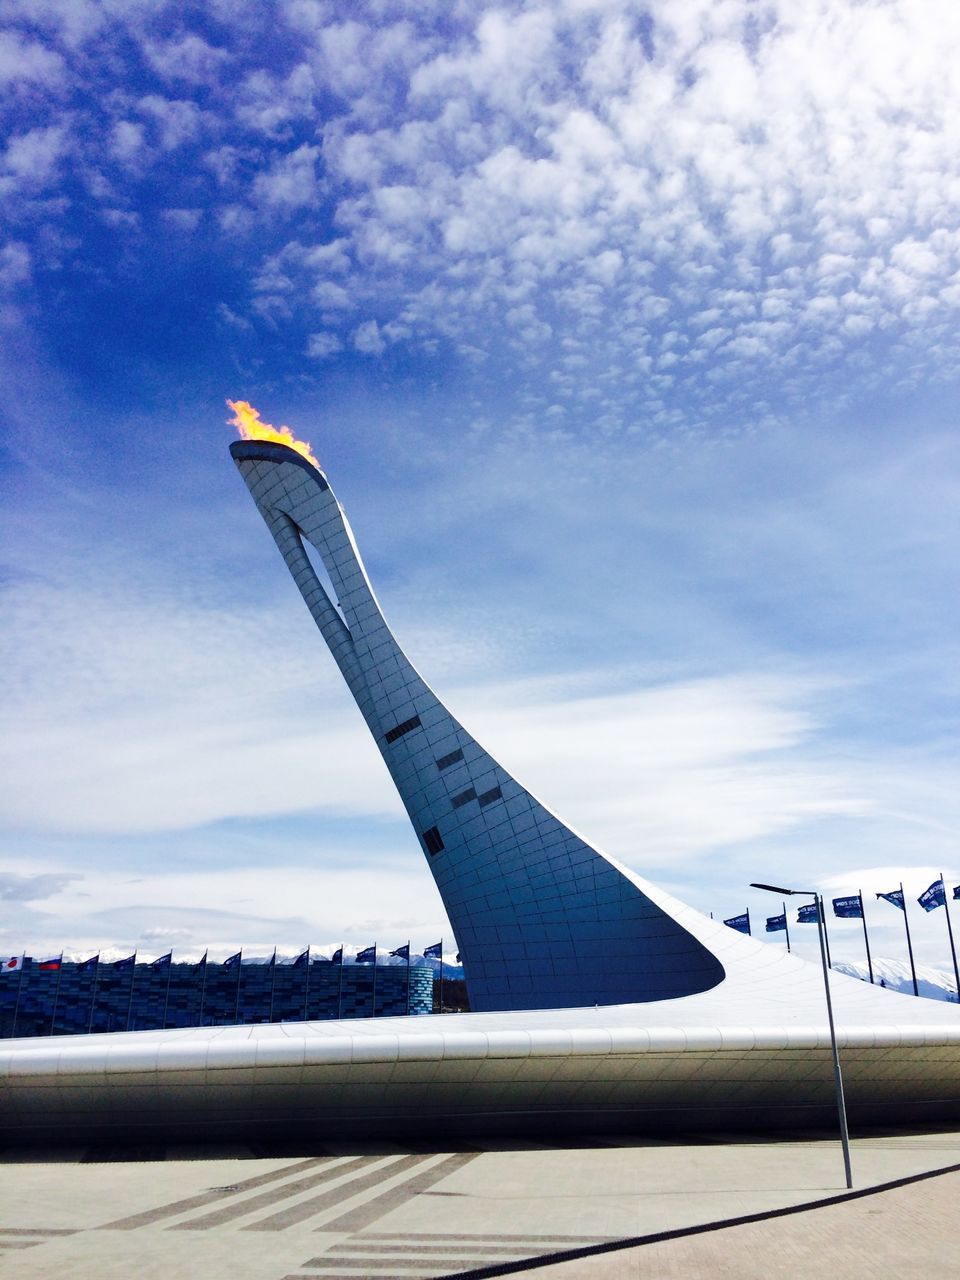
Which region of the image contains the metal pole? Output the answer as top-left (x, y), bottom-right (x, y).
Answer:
top-left (900, 881), bottom-right (919, 997)
top-left (819, 896), bottom-right (833, 969)
top-left (48, 953), bottom-right (65, 1035)
top-left (405, 941), bottom-right (411, 1016)
top-left (372, 944), bottom-right (378, 1018)
top-left (303, 947), bottom-right (311, 1022)
top-left (162, 956), bottom-right (173, 1030)
top-left (858, 891), bottom-right (874, 984)
top-left (814, 895), bottom-right (853, 1188)
top-left (87, 957), bottom-right (100, 1033)
top-left (234, 950), bottom-right (243, 1024)
top-left (268, 948), bottom-right (277, 1023)
top-left (337, 945), bottom-right (344, 1020)
top-left (197, 951), bottom-right (208, 1027)
top-left (439, 940), bottom-right (444, 1014)
top-left (11, 955), bottom-right (26, 1037)
top-left (782, 904), bottom-right (791, 953)
top-left (940, 873), bottom-right (960, 1002)
top-left (124, 954), bottom-right (138, 1031)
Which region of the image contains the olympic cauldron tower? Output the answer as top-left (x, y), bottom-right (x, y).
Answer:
top-left (231, 430), bottom-right (724, 1012)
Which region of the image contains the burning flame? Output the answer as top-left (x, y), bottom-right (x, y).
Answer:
top-left (227, 399), bottom-right (320, 469)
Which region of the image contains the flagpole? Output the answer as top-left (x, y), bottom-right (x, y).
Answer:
top-left (819, 896), bottom-right (832, 969)
top-left (439, 940), bottom-right (444, 1014)
top-left (900, 881), bottom-right (919, 997)
top-left (124, 953), bottom-right (138, 1032)
top-left (782, 904), bottom-right (791, 953)
top-left (48, 952), bottom-right (65, 1035)
top-left (87, 956), bottom-right (101, 1033)
top-left (268, 947), bottom-right (278, 1023)
top-left (337, 944), bottom-right (344, 1020)
top-left (814, 896), bottom-right (853, 1188)
top-left (197, 950), bottom-right (208, 1027)
top-left (372, 943), bottom-right (378, 1018)
top-left (858, 891), bottom-right (874, 984)
top-left (162, 954), bottom-right (173, 1030)
top-left (405, 940), bottom-right (411, 1016)
top-left (303, 946), bottom-right (311, 1021)
top-left (11, 954), bottom-right (26, 1037)
top-left (940, 873), bottom-right (960, 1001)
top-left (234, 949), bottom-right (243, 1023)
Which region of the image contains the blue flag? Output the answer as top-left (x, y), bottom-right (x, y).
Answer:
top-left (954, 885), bottom-right (960, 901)
top-left (918, 879), bottom-right (946, 912)
top-left (223, 951), bottom-right (241, 969)
top-left (112, 953), bottom-right (136, 971)
top-left (292, 949), bottom-right (309, 968)
top-left (723, 912), bottom-right (750, 934)
top-left (877, 889), bottom-right (905, 911)
top-left (423, 941), bottom-right (443, 959)
top-left (797, 902), bottom-right (820, 924)
top-left (195, 951), bottom-right (207, 971)
top-left (389, 944), bottom-right (410, 960)
top-left (833, 895), bottom-right (863, 919)
top-left (78, 954), bottom-right (99, 972)
top-left (765, 913), bottom-right (787, 933)
top-left (330, 947), bottom-right (343, 965)
top-left (149, 952), bottom-right (172, 971)
top-left (356, 945), bottom-right (376, 964)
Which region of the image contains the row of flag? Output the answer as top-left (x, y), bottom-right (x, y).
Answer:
top-left (2, 942), bottom-right (452, 975)
top-left (722, 876), bottom-right (960, 999)
top-left (2, 940), bottom-right (455, 1036)
top-left (723, 878), bottom-right (960, 936)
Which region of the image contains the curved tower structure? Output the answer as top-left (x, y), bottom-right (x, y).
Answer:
top-left (230, 438), bottom-right (724, 1011)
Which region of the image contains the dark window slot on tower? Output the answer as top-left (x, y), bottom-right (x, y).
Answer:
top-left (384, 714), bottom-right (422, 744)
top-left (436, 748), bottom-right (464, 771)
top-left (478, 786), bottom-right (503, 807)
top-left (422, 826), bottom-right (444, 856)
top-left (451, 787), bottom-right (477, 809)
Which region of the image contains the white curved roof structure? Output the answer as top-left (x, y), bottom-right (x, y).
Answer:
top-left (3, 941), bottom-right (960, 1138)
top-left (3, 435), bottom-right (958, 1138)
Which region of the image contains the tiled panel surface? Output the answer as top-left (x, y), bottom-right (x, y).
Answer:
top-left (0, 962), bottom-right (433, 1038)
top-left (231, 442), bottom-right (724, 1012)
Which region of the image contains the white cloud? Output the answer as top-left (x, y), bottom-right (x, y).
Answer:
top-left (161, 207), bottom-right (202, 231)
top-left (0, 241), bottom-right (31, 289)
top-left (143, 33), bottom-right (228, 86)
top-left (137, 95), bottom-right (205, 150)
top-left (1, 123), bottom-right (68, 188)
top-left (353, 317), bottom-right (385, 354)
top-left (108, 119), bottom-right (146, 165)
top-left (241, 0), bottom-right (960, 425)
top-left (306, 330), bottom-right (342, 358)
top-left (252, 142), bottom-right (320, 209)
top-left (0, 31), bottom-right (66, 88)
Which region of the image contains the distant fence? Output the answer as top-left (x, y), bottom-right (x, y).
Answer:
top-left (0, 959), bottom-right (434, 1038)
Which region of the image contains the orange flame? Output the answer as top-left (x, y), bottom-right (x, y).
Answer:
top-left (227, 399), bottom-right (320, 469)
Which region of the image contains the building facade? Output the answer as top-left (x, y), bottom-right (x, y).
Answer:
top-left (0, 959), bottom-right (432, 1037)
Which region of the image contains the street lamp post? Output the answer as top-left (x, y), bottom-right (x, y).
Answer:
top-left (751, 881), bottom-right (853, 1189)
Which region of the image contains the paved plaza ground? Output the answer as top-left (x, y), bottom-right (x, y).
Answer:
top-left (1, 1126), bottom-right (957, 1279)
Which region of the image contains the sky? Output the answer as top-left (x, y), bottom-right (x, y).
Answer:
top-left (2, 0), bottom-right (960, 981)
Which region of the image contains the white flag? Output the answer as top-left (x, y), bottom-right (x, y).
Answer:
top-left (1, 955), bottom-right (23, 973)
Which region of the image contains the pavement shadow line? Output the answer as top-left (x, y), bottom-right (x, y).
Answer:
top-left (434, 1157), bottom-right (960, 1280)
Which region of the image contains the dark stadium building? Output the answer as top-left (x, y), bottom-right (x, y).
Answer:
top-left (0, 957), bottom-right (433, 1037)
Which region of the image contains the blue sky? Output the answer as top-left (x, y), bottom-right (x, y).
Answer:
top-left (2, 0), bottom-right (959, 978)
